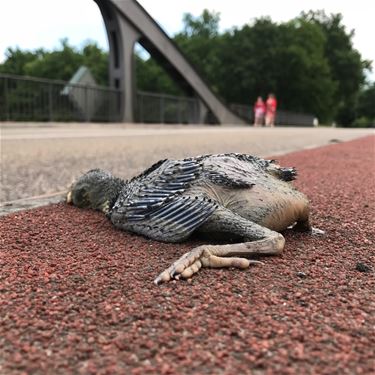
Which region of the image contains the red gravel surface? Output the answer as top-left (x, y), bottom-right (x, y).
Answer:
top-left (1, 136), bottom-right (374, 375)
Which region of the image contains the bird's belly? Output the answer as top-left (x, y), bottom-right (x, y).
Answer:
top-left (225, 185), bottom-right (309, 231)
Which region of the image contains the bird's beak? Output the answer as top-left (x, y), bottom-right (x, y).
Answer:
top-left (66, 179), bottom-right (76, 204)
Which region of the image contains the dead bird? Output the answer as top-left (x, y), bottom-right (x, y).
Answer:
top-left (67, 153), bottom-right (322, 284)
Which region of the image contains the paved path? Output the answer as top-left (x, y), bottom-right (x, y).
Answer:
top-left (1, 136), bottom-right (374, 374)
top-left (1, 123), bottom-right (373, 210)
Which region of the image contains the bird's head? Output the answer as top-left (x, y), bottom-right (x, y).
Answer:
top-left (66, 169), bottom-right (124, 214)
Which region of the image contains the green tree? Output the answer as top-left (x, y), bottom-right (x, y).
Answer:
top-left (357, 83), bottom-right (375, 120)
top-left (302, 11), bottom-right (371, 125)
top-left (135, 9), bottom-right (222, 95)
top-left (172, 9), bottom-right (370, 124)
top-left (0, 47), bottom-right (40, 75)
top-left (135, 54), bottom-right (182, 94)
top-left (173, 10), bottom-right (222, 93)
top-left (275, 19), bottom-right (336, 120)
top-left (81, 42), bottom-right (109, 85)
top-left (23, 38), bottom-right (82, 81)
top-left (179, 9), bottom-right (221, 38)
top-left (0, 39), bottom-right (109, 85)
top-left (208, 17), bottom-right (336, 121)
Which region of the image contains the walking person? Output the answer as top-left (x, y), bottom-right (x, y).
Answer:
top-left (265, 93), bottom-right (277, 127)
top-left (253, 96), bottom-right (266, 127)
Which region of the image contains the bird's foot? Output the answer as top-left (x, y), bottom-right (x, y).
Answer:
top-left (311, 227), bottom-right (325, 236)
top-left (154, 245), bottom-right (263, 285)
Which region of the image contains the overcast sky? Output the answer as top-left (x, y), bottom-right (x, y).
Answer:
top-left (0, 0), bottom-right (373, 81)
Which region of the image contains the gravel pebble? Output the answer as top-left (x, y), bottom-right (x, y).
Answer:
top-left (355, 262), bottom-right (372, 273)
top-left (296, 272), bottom-right (307, 278)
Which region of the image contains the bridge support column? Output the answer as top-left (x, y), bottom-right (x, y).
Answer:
top-left (118, 20), bottom-right (140, 122)
top-left (95, 0), bottom-right (140, 123)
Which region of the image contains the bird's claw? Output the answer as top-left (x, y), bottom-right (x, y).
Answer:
top-left (154, 246), bottom-right (265, 285)
top-left (311, 227), bottom-right (325, 236)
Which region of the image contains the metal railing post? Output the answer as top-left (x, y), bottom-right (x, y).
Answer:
top-left (84, 86), bottom-right (89, 122)
top-left (160, 95), bottom-right (164, 123)
top-left (4, 76), bottom-right (9, 121)
top-left (178, 98), bottom-right (182, 123)
top-left (48, 83), bottom-right (53, 121)
top-left (139, 93), bottom-right (143, 123)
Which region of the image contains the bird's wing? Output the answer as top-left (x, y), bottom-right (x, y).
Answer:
top-left (274, 166), bottom-right (297, 181)
top-left (201, 154), bottom-right (261, 188)
top-left (111, 158), bottom-right (218, 241)
top-left (144, 195), bottom-right (218, 241)
top-left (197, 153), bottom-right (297, 184)
top-left (228, 153), bottom-right (297, 181)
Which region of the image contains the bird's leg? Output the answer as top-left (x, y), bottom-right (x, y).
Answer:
top-left (154, 208), bottom-right (285, 284)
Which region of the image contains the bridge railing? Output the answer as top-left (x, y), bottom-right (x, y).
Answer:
top-left (0, 73), bottom-right (122, 122)
top-left (136, 91), bottom-right (200, 124)
top-left (230, 103), bottom-right (315, 126)
top-left (1, 74), bottom-right (315, 125)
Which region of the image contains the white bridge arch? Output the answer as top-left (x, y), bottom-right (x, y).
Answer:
top-left (94, 0), bottom-right (245, 124)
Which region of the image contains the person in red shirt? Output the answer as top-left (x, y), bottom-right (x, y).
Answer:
top-left (253, 96), bottom-right (266, 126)
top-left (265, 93), bottom-right (277, 127)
